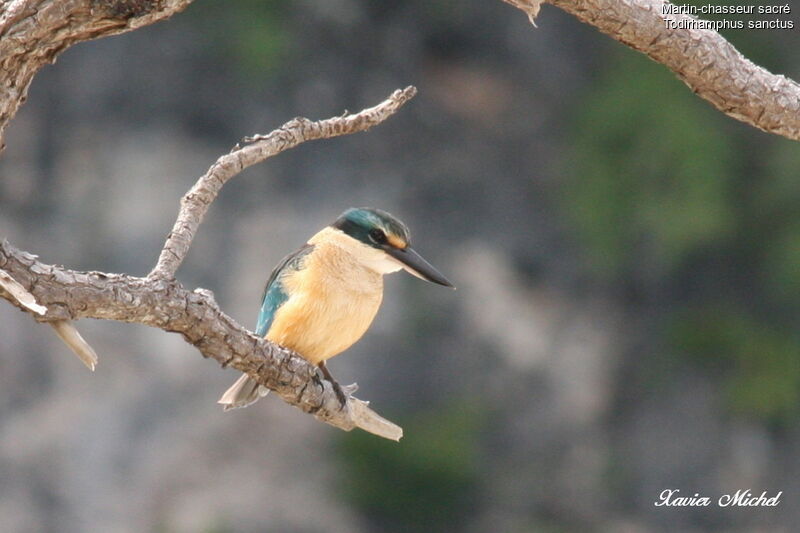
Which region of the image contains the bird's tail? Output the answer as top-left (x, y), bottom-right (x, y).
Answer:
top-left (217, 374), bottom-right (269, 411)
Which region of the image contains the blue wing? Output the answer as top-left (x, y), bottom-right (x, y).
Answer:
top-left (255, 244), bottom-right (314, 337)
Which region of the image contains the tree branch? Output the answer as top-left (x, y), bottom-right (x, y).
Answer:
top-left (0, 89), bottom-right (418, 441)
top-left (504, 0), bottom-right (800, 141)
top-left (48, 320), bottom-right (99, 371)
top-left (0, 239), bottom-right (402, 440)
top-left (1, 252), bottom-right (98, 370)
top-left (150, 86), bottom-right (418, 280)
top-left (0, 267), bottom-right (46, 315)
top-left (0, 0), bottom-right (194, 151)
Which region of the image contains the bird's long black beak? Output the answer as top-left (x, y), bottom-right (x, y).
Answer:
top-left (386, 246), bottom-right (455, 288)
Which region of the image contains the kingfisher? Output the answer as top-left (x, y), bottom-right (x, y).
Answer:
top-left (218, 207), bottom-right (454, 410)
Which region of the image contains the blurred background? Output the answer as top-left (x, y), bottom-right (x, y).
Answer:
top-left (1, 1), bottom-right (799, 531)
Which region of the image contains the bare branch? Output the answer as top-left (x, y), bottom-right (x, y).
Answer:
top-left (0, 89), bottom-right (415, 440)
top-left (0, 267), bottom-right (46, 314)
top-left (149, 86), bottom-right (418, 280)
top-left (0, 0), bottom-right (194, 150)
top-left (349, 398), bottom-right (403, 441)
top-left (0, 241), bottom-right (402, 440)
top-left (49, 320), bottom-right (99, 371)
top-left (503, 0), bottom-right (800, 141)
top-left (1, 3), bottom-right (414, 436)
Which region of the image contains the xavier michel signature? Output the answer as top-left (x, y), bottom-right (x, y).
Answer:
top-left (655, 489), bottom-right (782, 508)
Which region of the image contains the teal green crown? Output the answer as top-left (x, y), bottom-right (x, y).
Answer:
top-left (333, 207), bottom-right (410, 248)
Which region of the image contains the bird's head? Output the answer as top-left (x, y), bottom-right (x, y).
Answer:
top-left (330, 207), bottom-right (454, 288)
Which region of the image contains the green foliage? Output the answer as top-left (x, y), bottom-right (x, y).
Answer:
top-left (756, 142), bottom-right (800, 303)
top-left (565, 51), bottom-right (735, 277)
top-left (197, 0), bottom-right (292, 78)
top-left (337, 403), bottom-right (483, 532)
top-left (762, 221), bottom-right (800, 303)
top-left (567, 47), bottom-right (800, 424)
top-left (668, 306), bottom-right (800, 423)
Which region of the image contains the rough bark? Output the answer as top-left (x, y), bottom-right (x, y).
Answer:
top-left (0, 240), bottom-right (402, 439)
top-left (0, 87), bottom-right (415, 440)
top-left (504, 0), bottom-right (800, 141)
top-left (2, 0), bottom-right (799, 441)
top-left (0, 0), bottom-right (193, 151)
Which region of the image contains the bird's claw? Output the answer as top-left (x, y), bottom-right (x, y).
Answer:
top-left (313, 371), bottom-right (348, 409)
top-left (331, 381), bottom-right (348, 409)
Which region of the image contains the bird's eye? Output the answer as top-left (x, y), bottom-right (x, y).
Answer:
top-left (369, 228), bottom-right (387, 244)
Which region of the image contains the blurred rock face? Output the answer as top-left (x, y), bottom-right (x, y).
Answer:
top-left (2, 1), bottom-right (800, 532)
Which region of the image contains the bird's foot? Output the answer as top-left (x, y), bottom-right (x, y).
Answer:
top-left (316, 361), bottom-right (350, 409)
top-left (312, 371), bottom-right (348, 409)
top-left (331, 380), bottom-right (348, 408)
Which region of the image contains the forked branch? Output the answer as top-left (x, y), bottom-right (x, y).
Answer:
top-left (150, 86), bottom-right (417, 280)
top-left (1, 89), bottom-right (417, 441)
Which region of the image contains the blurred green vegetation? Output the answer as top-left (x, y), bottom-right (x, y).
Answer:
top-left (669, 306), bottom-right (800, 422)
top-left (565, 47), bottom-right (800, 423)
top-left (195, 0), bottom-right (292, 80)
top-left (338, 403), bottom-right (483, 532)
top-left (758, 143), bottom-right (800, 304)
top-left (566, 51), bottom-right (736, 277)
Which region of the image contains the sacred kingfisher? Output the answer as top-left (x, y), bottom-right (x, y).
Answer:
top-left (218, 207), bottom-right (454, 410)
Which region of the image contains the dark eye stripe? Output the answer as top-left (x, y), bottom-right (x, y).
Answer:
top-left (369, 228), bottom-right (387, 244)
